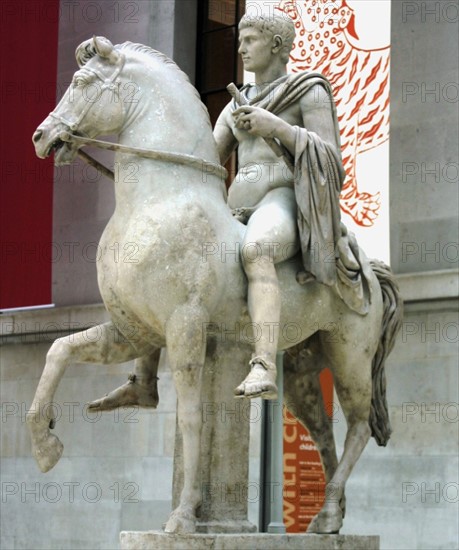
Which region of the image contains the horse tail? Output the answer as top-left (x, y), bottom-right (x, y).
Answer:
top-left (369, 260), bottom-right (404, 446)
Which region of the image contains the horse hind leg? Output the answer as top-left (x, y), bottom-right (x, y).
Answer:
top-left (284, 344), bottom-right (339, 479)
top-left (26, 322), bottom-right (149, 472)
top-left (283, 340), bottom-right (343, 514)
top-left (307, 338), bottom-right (373, 534)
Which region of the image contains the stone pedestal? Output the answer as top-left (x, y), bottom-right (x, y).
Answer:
top-left (120, 531), bottom-right (380, 549)
top-left (172, 339), bottom-right (256, 532)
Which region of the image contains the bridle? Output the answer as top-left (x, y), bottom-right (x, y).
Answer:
top-left (48, 55), bottom-right (228, 182)
top-left (49, 55), bottom-right (126, 132)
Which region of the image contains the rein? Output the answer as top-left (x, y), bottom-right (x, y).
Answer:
top-left (60, 132), bottom-right (228, 182)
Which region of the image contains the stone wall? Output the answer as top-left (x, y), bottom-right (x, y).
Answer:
top-left (389, 0), bottom-right (458, 273)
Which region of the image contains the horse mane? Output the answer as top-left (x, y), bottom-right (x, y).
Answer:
top-left (120, 42), bottom-right (212, 127)
top-left (117, 42), bottom-right (183, 74)
top-left (77, 39), bottom-right (184, 76)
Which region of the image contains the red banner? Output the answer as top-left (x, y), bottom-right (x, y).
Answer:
top-left (0, 0), bottom-right (59, 309)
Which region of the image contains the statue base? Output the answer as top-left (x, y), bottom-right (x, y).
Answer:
top-left (120, 531), bottom-right (379, 549)
top-left (196, 520), bottom-right (257, 534)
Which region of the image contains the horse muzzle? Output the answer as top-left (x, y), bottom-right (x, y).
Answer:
top-left (32, 122), bottom-right (77, 165)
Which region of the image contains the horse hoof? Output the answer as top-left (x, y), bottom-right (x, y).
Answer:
top-left (32, 432), bottom-right (64, 473)
top-left (26, 410), bottom-right (63, 472)
top-left (307, 504), bottom-right (343, 534)
top-left (164, 508), bottom-right (196, 535)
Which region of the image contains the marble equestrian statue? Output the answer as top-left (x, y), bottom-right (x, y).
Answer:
top-left (28, 25), bottom-right (403, 535)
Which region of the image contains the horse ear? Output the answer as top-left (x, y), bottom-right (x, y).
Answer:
top-left (93, 36), bottom-right (114, 58)
top-left (76, 39), bottom-right (97, 67)
top-left (92, 36), bottom-right (122, 64)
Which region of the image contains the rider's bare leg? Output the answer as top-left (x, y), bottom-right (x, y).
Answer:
top-left (234, 188), bottom-right (298, 399)
top-left (235, 256), bottom-right (279, 399)
top-left (87, 349), bottom-right (161, 411)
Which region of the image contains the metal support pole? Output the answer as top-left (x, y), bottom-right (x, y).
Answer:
top-left (267, 351), bottom-right (286, 534)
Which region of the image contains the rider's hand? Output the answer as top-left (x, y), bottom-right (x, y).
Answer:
top-left (232, 106), bottom-right (280, 139)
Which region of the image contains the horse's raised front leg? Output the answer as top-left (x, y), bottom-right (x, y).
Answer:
top-left (87, 349), bottom-right (160, 411)
top-left (26, 322), bottom-right (147, 472)
top-left (164, 301), bottom-right (208, 535)
top-left (307, 351), bottom-right (372, 534)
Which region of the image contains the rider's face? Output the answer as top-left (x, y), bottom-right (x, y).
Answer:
top-left (238, 27), bottom-right (274, 74)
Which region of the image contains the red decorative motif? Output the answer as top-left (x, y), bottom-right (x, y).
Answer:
top-left (277, 0), bottom-right (390, 227)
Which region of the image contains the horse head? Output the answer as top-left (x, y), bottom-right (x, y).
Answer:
top-left (33, 36), bottom-right (216, 171)
top-left (33, 36), bottom-right (126, 165)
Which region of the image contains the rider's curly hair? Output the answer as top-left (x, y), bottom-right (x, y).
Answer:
top-left (239, 14), bottom-right (295, 64)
